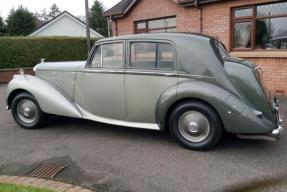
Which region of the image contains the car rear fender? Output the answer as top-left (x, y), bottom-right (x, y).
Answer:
top-left (6, 75), bottom-right (82, 118)
top-left (156, 80), bottom-right (272, 133)
top-left (156, 80), bottom-right (231, 130)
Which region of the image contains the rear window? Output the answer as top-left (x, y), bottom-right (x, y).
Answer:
top-left (217, 41), bottom-right (229, 59)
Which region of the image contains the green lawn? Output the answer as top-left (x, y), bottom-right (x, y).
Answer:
top-left (0, 183), bottom-right (55, 192)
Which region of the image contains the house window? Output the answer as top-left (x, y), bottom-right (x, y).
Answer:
top-left (232, 2), bottom-right (287, 50)
top-left (135, 17), bottom-right (176, 34)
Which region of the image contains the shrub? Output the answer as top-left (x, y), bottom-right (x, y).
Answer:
top-left (0, 36), bottom-right (98, 69)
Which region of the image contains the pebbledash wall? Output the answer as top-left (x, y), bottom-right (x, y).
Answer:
top-left (110, 0), bottom-right (287, 95)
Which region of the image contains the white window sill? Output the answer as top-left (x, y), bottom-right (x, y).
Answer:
top-left (230, 51), bottom-right (287, 58)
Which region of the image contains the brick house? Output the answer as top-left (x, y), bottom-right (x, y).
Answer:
top-left (104, 0), bottom-right (287, 95)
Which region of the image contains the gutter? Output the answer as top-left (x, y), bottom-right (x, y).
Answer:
top-left (179, 0), bottom-right (222, 7)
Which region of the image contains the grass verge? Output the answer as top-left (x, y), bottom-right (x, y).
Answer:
top-left (0, 183), bottom-right (55, 192)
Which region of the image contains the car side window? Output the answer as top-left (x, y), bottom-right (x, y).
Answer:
top-left (102, 43), bottom-right (124, 68)
top-left (157, 43), bottom-right (175, 70)
top-left (91, 45), bottom-right (102, 68)
top-left (131, 42), bottom-right (156, 69)
top-left (90, 43), bottom-right (124, 68)
top-left (130, 42), bottom-right (175, 70)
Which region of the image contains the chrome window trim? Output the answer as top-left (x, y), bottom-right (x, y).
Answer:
top-left (127, 39), bottom-right (177, 71)
top-left (100, 45), bottom-right (103, 67)
top-left (87, 40), bottom-right (126, 69)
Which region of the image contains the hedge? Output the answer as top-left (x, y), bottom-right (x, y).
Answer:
top-left (0, 36), bottom-right (99, 69)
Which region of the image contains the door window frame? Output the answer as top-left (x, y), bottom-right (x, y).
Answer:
top-left (127, 39), bottom-right (177, 72)
top-left (86, 40), bottom-right (126, 69)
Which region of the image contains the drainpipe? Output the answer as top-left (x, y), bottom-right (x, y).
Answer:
top-left (115, 19), bottom-right (118, 36)
top-left (194, 0), bottom-right (203, 33)
top-left (199, 6), bottom-right (203, 33)
top-left (108, 16), bottom-right (112, 37)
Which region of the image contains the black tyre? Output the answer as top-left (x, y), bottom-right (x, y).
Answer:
top-left (11, 92), bottom-right (47, 129)
top-left (169, 101), bottom-right (222, 151)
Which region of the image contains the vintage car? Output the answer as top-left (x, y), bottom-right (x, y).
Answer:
top-left (6, 33), bottom-right (283, 150)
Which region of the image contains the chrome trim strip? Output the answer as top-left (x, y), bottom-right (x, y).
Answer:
top-left (83, 69), bottom-right (125, 74)
top-left (76, 104), bottom-right (160, 130)
top-left (177, 73), bottom-right (215, 79)
top-left (81, 69), bottom-right (214, 79)
top-left (126, 70), bottom-right (177, 77)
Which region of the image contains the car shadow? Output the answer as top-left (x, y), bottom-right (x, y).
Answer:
top-left (40, 115), bottom-right (284, 153)
top-left (43, 115), bottom-right (178, 147)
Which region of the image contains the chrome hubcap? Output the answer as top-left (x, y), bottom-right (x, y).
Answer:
top-left (17, 99), bottom-right (38, 124)
top-left (178, 111), bottom-right (210, 143)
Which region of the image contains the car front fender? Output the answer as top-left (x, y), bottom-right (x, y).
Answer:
top-left (6, 75), bottom-right (82, 118)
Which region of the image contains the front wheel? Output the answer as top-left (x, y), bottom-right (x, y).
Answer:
top-left (169, 101), bottom-right (223, 151)
top-left (11, 92), bottom-right (47, 129)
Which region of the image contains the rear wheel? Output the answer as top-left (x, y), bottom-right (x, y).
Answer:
top-left (169, 101), bottom-right (222, 151)
top-left (11, 93), bottom-right (47, 129)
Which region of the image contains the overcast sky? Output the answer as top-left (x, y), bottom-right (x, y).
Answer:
top-left (0, 0), bottom-right (120, 18)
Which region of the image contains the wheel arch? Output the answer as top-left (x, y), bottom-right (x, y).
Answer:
top-left (164, 98), bottom-right (225, 132)
top-left (156, 80), bottom-right (232, 131)
top-left (7, 89), bottom-right (32, 109)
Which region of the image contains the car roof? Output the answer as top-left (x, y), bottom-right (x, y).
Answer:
top-left (97, 32), bottom-right (214, 43)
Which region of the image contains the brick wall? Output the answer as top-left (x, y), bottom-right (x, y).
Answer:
top-left (112, 0), bottom-right (287, 95)
top-left (0, 68), bottom-right (34, 83)
top-left (247, 58), bottom-right (287, 95)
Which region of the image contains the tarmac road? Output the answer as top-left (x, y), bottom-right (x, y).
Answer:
top-left (0, 84), bottom-right (287, 192)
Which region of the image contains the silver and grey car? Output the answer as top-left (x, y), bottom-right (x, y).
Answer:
top-left (6, 33), bottom-right (283, 150)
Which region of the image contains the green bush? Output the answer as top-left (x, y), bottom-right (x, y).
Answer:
top-left (0, 36), bottom-right (98, 69)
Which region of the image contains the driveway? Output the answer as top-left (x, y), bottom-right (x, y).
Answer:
top-left (0, 84), bottom-right (286, 192)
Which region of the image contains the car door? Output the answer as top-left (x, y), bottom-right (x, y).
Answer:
top-left (74, 41), bottom-right (126, 121)
top-left (125, 40), bottom-right (177, 125)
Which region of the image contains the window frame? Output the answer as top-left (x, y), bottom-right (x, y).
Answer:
top-left (134, 16), bottom-right (176, 34)
top-left (87, 41), bottom-right (125, 69)
top-left (127, 40), bottom-right (177, 72)
top-left (231, 2), bottom-right (287, 51)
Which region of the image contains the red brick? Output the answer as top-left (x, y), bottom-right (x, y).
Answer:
top-left (111, 0), bottom-right (287, 95)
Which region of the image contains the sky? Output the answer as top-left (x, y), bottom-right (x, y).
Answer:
top-left (0, 0), bottom-right (121, 19)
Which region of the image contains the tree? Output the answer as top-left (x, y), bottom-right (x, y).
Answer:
top-left (0, 15), bottom-right (6, 36)
top-left (6, 6), bottom-right (36, 36)
top-left (35, 9), bottom-right (50, 22)
top-left (89, 0), bottom-right (108, 37)
top-left (48, 4), bottom-right (61, 18)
